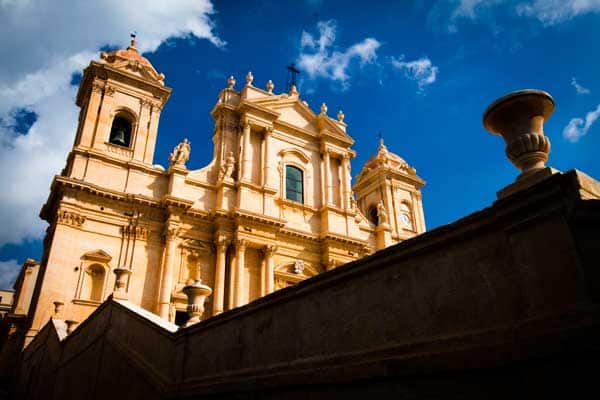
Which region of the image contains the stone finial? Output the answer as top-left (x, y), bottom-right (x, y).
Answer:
top-left (320, 102), bottom-right (328, 115)
top-left (113, 267), bottom-right (132, 300)
top-left (483, 89), bottom-right (554, 179)
top-left (266, 80), bottom-right (274, 93)
top-left (65, 320), bottom-right (78, 335)
top-left (289, 84), bottom-right (299, 96)
top-left (52, 301), bottom-right (64, 319)
top-left (337, 110), bottom-right (345, 122)
top-left (245, 71), bottom-right (254, 86)
top-left (182, 279), bottom-right (212, 327)
top-left (227, 75), bottom-right (236, 89)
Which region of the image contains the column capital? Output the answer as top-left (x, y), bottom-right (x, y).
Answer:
top-left (264, 244), bottom-right (278, 256)
top-left (217, 238), bottom-right (231, 250)
top-left (163, 225), bottom-right (179, 240)
top-left (264, 126), bottom-right (273, 136)
top-left (234, 238), bottom-right (248, 250)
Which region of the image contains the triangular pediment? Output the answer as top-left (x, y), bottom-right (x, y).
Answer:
top-left (81, 249), bottom-right (112, 262)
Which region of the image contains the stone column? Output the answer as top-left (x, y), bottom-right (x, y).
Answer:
top-left (323, 149), bottom-right (331, 205)
top-left (264, 245), bottom-right (277, 295)
top-left (143, 102), bottom-right (162, 164)
top-left (78, 81), bottom-right (104, 147)
top-left (341, 154), bottom-right (351, 210)
top-left (233, 239), bottom-right (247, 307)
top-left (158, 226), bottom-right (178, 319)
top-left (242, 122), bottom-right (251, 181)
top-left (213, 239), bottom-right (229, 315)
top-left (263, 127), bottom-right (272, 187)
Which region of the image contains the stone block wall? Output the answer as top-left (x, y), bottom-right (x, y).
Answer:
top-left (11, 170), bottom-right (600, 399)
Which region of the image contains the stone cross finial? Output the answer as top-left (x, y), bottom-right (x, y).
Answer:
top-left (266, 80), bottom-right (274, 93)
top-left (483, 89), bottom-right (554, 180)
top-left (246, 71), bottom-right (254, 86)
top-left (128, 32), bottom-right (137, 51)
top-left (227, 75), bottom-right (236, 89)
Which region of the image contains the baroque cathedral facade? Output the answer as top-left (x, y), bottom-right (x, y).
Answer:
top-left (9, 38), bottom-right (425, 345)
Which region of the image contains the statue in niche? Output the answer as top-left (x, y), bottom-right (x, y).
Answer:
top-left (218, 151), bottom-right (235, 181)
top-left (169, 138), bottom-right (191, 167)
top-left (377, 201), bottom-right (389, 226)
top-left (293, 260), bottom-right (305, 275)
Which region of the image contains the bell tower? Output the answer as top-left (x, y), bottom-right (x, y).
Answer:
top-left (65, 35), bottom-right (171, 180)
top-left (353, 137), bottom-right (426, 249)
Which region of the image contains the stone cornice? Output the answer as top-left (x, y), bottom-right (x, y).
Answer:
top-left (70, 147), bottom-right (168, 177)
top-left (353, 166), bottom-right (425, 193)
top-left (161, 195), bottom-right (193, 209)
top-left (320, 232), bottom-right (370, 248)
top-left (40, 175), bottom-right (162, 222)
top-left (231, 208), bottom-right (286, 228)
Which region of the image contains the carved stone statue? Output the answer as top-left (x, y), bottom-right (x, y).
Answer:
top-left (377, 201), bottom-right (389, 226)
top-left (169, 138), bottom-right (191, 167)
top-left (293, 260), bottom-right (305, 275)
top-left (218, 151), bottom-right (235, 180)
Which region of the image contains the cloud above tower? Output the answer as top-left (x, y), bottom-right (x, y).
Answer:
top-left (0, 0), bottom-right (225, 246)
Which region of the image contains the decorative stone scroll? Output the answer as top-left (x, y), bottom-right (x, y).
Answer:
top-left (57, 210), bottom-right (86, 228)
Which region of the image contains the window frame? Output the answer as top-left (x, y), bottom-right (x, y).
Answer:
top-left (285, 164), bottom-right (304, 204)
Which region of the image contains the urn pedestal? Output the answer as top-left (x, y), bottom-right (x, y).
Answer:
top-left (483, 89), bottom-right (559, 198)
top-left (182, 280), bottom-right (213, 327)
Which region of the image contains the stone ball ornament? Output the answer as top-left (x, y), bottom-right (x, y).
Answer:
top-left (483, 89), bottom-right (554, 179)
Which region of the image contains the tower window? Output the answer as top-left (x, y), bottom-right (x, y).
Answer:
top-left (368, 206), bottom-right (379, 226)
top-left (285, 165), bottom-right (304, 203)
top-left (109, 116), bottom-right (132, 147)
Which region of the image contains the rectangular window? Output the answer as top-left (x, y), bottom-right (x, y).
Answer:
top-left (285, 165), bottom-right (304, 203)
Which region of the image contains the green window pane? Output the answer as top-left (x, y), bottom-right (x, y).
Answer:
top-left (285, 165), bottom-right (304, 203)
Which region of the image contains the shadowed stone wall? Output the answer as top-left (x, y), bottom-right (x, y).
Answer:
top-left (11, 169), bottom-right (600, 399)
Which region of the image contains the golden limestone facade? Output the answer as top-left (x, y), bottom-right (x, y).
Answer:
top-left (13, 39), bottom-right (425, 343)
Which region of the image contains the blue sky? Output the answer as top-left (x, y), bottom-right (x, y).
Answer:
top-left (1, 0), bottom-right (599, 288)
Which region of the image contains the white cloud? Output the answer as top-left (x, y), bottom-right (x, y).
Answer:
top-left (391, 56), bottom-right (439, 90)
top-left (451, 0), bottom-right (490, 18)
top-left (298, 20), bottom-right (381, 88)
top-left (571, 77), bottom-right (590, 94)
top-left (516, 0), bottom-right (600, 25)
top-left (0, 0), bottom-right (224, 247)
top-left (0, 259), bottom-right (20, 289)
top-left (563, 103), bottom-right (600, 142)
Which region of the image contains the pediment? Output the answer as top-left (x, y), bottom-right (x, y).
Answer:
top-left (107, 60), bottom-right (165, 84)
top-left (81, 249), bottom-right (112, 262)
top-left (270, 101), bottom-right (319, 134)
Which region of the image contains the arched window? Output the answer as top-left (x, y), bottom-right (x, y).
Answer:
top-left (285, 165), bottom-right (304, 203)
top-left (81, 264), bottom-right (106, 302)
top-left (109, 115), bottom-right (132, 147)
top-left (368, 206), bottom-right (379, 226)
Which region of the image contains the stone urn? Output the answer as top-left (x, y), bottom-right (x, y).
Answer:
top-left (113, 267), bottom-right (132, 300)
top-left (483, 89), bottom-right (554, 179)
top-left (182, 280), bottom-right (212, 327)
